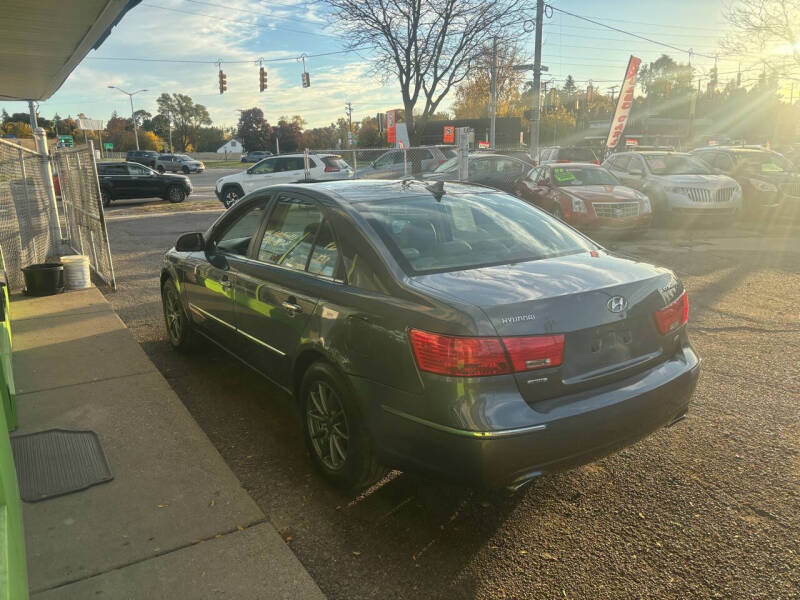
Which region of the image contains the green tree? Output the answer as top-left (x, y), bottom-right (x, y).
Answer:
top-left (236, 108), bottom-right (273, 152)
top-left (156, 93), bottom-right (211, 151)
top-left (275, 116), bottom-right (305, 152)
top-left (563, 75), bottom-right (577, 95)
top-left (357, 117), bottom-right (383, 147)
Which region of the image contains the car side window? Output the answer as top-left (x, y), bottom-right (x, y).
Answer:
top-left (421, 149), bottom-right (434, 160)
top-left (256, 195), bottom-right (323, 271)
top-left (251, 158), bottom-right (276, 174)
top-left (307, 220), bottom-right (341, 278)
top-left (613, 155), bottom-right (631, 172)
top-left (215, 200), bottom-right (269, 256)
top-left (127, 164), bottom-right (150, 175)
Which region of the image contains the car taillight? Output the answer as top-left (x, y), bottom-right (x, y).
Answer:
top-left (409, 329), bottom-right (510, 376)
top-left (593, 160), bottom-right (600, 165)
top-left (324, 165), bottom-right (340, 172)
top-left (502, 335), bottom-right (564, 371)
top-left (654, 292), bottom-right (689, 335)
top-left (409, 329), bottom-right (565, 377)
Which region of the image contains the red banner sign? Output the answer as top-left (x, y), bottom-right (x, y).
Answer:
top-left (605, 55), bottom-right (641, 150)
top-left (443, 125), bottom-right (454, 144)
top-left (386, 110), bottom-right (396, 144)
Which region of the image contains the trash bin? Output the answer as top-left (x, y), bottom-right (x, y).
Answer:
top-left (21, 263), bottom-right (64, 296)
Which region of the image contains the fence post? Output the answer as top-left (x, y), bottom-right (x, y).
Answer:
top-left (33, 128), bottom-right (63, 252)
top-left (88, 140), bottom-right (116, 289)
top-left (303, 148), bottom-right (310, 181)
top-left (353, 150), bottom-right (358, 179)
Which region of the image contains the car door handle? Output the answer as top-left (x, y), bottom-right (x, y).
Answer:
top-left (282, 301), bottom-right (303, 313)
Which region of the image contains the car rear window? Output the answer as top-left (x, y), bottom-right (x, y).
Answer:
top-left (323, 156), bottom-right (350, 169)
top-left (354, 191), bottom-right (595, 275)
top-left (557, 148), bottom-right (597, 162)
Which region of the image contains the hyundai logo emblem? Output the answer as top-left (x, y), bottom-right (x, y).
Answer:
top-left (607, 296), bottom-right (628, 313)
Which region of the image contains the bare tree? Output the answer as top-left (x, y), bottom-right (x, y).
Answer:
top-left (723, 0), bottom-right (800, 73)
top-left (322, 0), bottom-right (529, 144)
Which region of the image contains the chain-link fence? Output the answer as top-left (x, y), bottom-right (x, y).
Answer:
top-left (0, 139), bottom-right (57, 289)
top-left (314, 146), bottom-right (458, 180)
top-left (54, 142), bottom-right (115, 289)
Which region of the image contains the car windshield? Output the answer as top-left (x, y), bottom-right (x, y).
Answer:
top-left (551, 166), bottom-right (619, 187)
top-left (434, 156), bottom-right (459, 172)
top-left (557, 148), bottom-right (597, 162)
top-left (354, 190), bottom-right (595, 275)
top-left (644, 154), bottom-right (711, 175)
top-left (734, 151), bottom-right (793, 173)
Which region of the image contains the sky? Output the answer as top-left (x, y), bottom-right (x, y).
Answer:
top-left (1, 0), bottom-right (782, 130)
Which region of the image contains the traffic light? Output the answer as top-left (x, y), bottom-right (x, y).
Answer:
top-left (259, 66), bottom-right (267, 92)
top-left (301, 71), bottom-right (310, 88)
top-left (218, 69), bottom-right (227, 94)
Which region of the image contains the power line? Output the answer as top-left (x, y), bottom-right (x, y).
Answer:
top-left (85, 47), bottom-right (371, 65)
top-left (546, 4), bottom-right (718, 59)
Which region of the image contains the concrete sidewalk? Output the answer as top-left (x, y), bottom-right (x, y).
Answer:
top-left (11, 288), bottom-right (324, 599)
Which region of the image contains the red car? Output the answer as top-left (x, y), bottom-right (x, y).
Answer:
top-left (514, 163), bottom-right (652, 234)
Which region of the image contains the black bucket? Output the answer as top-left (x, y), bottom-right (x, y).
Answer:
top-left (22, 263), bottom-right (64, 296)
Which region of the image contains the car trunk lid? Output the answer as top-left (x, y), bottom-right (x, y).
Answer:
top-left (410, 251), bottom-right (681, 402)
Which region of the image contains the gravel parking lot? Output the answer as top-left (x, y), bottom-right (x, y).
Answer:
top-left (104, 208), bottom-right (800, 599)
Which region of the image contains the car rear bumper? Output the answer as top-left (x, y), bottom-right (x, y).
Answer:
top-left (358, 344), bottom-right (700, 488)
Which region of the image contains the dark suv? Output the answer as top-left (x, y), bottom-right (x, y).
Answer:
top-left (126, 150), bottom-right (160, 168)
top-left (97, 162), bottom-right (192, 206)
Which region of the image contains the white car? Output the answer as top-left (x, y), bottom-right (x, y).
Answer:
top-left (603, 151), bottom-right (742, 219)
top-left (215, 153), bottom-right (353, 207)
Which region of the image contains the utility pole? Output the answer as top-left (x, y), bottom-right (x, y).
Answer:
top-left (608, 85), bottom-right (619, 104)
top-left (27, 100), bottom-right (38, 129)
top-left (345, 102), bottom-right (353, 147)
top-left (490, 36), bottom-right (498, 149)
top-left (530, 0), bottom-right (545, 158)
top-left (108, 86), bottom-right (148, 150)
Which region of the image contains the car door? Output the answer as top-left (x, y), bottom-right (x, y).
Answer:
top-left (623, 154), bottom-right (647, 189)
top-left (271, 156), bottom-right (307, 185)
top-left (233, 192), bottom-right (333, 384)
top-left (516, 166), bottom-right (542, 203)
top-left (185, 198), bottom-right (271, 348)
top-left (126, 163), bottom-right (161, 198)
top-left (242, 157), bottom-right (278, 193)
top-left (97, 163), bottom-right (131, 198)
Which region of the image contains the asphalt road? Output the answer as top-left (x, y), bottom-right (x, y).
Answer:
top-left (104, 209), bottom-right (800, 599)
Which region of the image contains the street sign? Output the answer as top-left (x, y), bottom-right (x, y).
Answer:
top-left (478, 140), bottom-right (490, 149)
top-left (77, 118), bottom-right (103, 130)
top-left (103, 142), bottom-right (113, 150)
top-left (58, 135), bottom-right (74, 148)
top-left (625, 138), bottom-right (639, 146)
top-left (443, 126), bottom-right (454, 144)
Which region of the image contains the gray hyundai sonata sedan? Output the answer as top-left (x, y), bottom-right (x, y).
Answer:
top-left (161, 180), bottom-right (700, 490)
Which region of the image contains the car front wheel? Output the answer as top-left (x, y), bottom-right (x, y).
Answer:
top-left (221, 186), bottom-right (242, 208)
top-left (101, 188), bottom-right (112, 207)
top-left (301, 361), bottom-right (386, 490)
top-left (182, 166), bottom-right (190, 174)
top-left (167, 185), bottom-right (186, 203)
top-left (157, 165), bottom-right (165, 173)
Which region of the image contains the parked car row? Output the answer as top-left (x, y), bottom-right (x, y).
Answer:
top-left (125, 150), bottom-right (205, 174)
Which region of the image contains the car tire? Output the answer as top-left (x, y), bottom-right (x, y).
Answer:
top-left (182, 166), bottom-right (190, 174)
top-left (301, 361), bottom-right (387, 491)
top-left (101, 188), bottom-right (112, 207)
top-left (221, 186), bottom-right (243, 208)
top-left (167, 185), bottom-right (186, 203)
top-left (551, 202), bottom-right (564, 220)
top-left (157, 165), bottom-right (165, 173)
top-left (161, 278), bottom-right (195, 351)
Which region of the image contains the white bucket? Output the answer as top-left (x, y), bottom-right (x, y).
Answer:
top-left (60, 255), bottom-right (92, 289)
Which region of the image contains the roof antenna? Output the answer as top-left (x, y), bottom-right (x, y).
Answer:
top-left (425, 180), bottom-right (445, 202)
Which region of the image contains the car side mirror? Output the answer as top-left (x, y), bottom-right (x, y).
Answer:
top-left (175, 232), bottom-right (204, 252)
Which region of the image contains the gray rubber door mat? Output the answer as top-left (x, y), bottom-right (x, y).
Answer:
top-left (11, 429), bottom-right (114, 502)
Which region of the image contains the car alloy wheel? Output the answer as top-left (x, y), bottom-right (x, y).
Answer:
top-left (222, 189), bottom-right (241, 208)
top-left (182, 166), bottom-right (190, 174)
top-left (168, 185), bottom-right (186, 203)
top-left (305, 381), bottom-right (350, 471)
top-left (163, 284), bottom-right (184, 345)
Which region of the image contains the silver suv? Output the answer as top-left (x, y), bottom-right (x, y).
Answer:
top-left (355, 146), bottom-right (454, 179)
top-left (155, 154), bottom-right (205, 174)
top-left (603, 151), bottom-right (741, 219)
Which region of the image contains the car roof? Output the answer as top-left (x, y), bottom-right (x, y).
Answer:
top-left (280, 179), bottom-right (497, 204)
top-left (543, 162), bottom-right (605, 167)
top-left (614, 150), bottom-right (687, 156)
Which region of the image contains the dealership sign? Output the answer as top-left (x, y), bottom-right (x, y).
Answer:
top-left (386, 110), bottom-right (396, 144)
top-left (77, 118), bottom-right (104, 130)
top-left (605, 55), bottom-right (641, 149)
